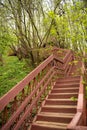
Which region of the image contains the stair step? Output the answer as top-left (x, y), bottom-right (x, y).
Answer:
top-left (56, 76), bottom-right (80, 81)
top-left (45, 99), bottom-right (77, 105)
top-left (51, 88), bottom-right (79, 93)
top-left (56, 79), bottom-right (80, 84)
top-left (48, 93), bottom-right (78, 99)
top-left (36, 112), bottom-right (74, 123)
top-left (30, 75), bottom-right (80, 130)
top-left (54, 83), bottom-right (79, 88)
top-left (31, 121), bottom-right (67, 130)
top-left (41, 105), bottom-right (76, 113)
top-left (53, 87), bottom-right (79, 90)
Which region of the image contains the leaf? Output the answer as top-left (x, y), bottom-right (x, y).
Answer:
top-left (48, 11), bottom-right (55, 19)
top-left (73, 60), bottom-right (78, 64)
top-left (70, 97), bottom-right (77, 101)
top-left (82, 80), bottom-right (86, 85)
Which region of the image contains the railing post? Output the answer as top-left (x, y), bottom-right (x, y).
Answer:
top-left (52, 47), bottom-right (58, 75)
top-left (52, 47), bottom-right (58, 66)
top-left (52, 46), bottom-right (58, 57)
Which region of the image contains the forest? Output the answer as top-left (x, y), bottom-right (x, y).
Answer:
top-left (0, 0), bottom-right (87, 97)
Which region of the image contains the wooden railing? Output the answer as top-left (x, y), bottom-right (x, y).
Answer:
top-left (67, 62), bottom-right (86, 130)
top-left (0, 47), bottom-right (74, 130)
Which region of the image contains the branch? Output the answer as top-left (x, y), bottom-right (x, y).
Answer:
top-left (41, 0), bottom-right (62, 46)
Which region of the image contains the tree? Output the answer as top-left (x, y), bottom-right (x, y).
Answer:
top-left (0, 1), bottom-right (16, 65)
top-left (0, 0), bottom-right (62, 66)
top-left (44, 1), bottom-right (87, 55)
top-left (0, 0), bottom-right (87, 66)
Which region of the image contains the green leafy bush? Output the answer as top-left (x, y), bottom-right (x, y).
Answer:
top-left (0, 56), bottom-right (33, 97)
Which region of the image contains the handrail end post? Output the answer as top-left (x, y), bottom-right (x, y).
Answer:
top-left (52, 46), bottom-right (58, 56)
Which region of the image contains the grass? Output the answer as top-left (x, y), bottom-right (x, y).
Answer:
top-left (0, 55), bottom-right (33, 97)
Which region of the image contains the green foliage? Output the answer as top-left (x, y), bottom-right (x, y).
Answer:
top-left (82, 80), bottom-right (86, 85)
top-left (50, 28), bottom-right (57, 36)
top-left (70, 97), bottom-right (78, 101)
top-left (73, 60), bottom-right (78, 65)
top-left (44, 1), bottom-right (87, 52)
top-left (0, 56), bottom-right (33, 97)
top-left (85, 86), bottom-right (87, 99)
top-left (0, 0), bottom-right (87, 97)
top-left (48, 11), bottom-right (56, 19)
top-left (0, 26), bottom-right (17, 54)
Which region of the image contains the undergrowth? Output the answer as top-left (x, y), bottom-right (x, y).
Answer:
top-left (0, 56), bottom-right (33, 97)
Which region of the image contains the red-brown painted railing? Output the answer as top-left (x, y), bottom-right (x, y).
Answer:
top-left (0, 48), bottom-right (74, 130)
top-left (67, 62), bottom-right (86, 130)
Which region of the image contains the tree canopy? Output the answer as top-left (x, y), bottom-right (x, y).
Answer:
top-left (0, 0), bottom-right (87, 66)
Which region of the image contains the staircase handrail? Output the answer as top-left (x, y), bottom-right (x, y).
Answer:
top-left (0, 54), bottom-right (54, 112)
top-left (67, 62), bottom-right (86, 129)
top-left (0, 47), bottom-right (74, 130)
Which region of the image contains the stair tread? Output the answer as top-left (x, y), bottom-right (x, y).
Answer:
top-left (46, 99), bottom-right (77, 101)
top-left (33, 121), bottom-right (68, 129)
top-left (43, 105), bottom-right (76, 108)
top-left (57, 76), bottom-right (80, 79)
top-left (56, 79), bottom-right (80, 81)
top-left (55, 83), bottom-right (79, 85)
top-left (38, 112), bottom-right (75, 118)
top-left (49, 92), bottom-right (78, 95)
top-left (53, 87), bottom-right (79, 90)
top-left (30, 75), bottom-right (80, 130)
top-left (56, 79), bottom-right (80, 83)
top-left (56, 79), bottom-right (80, 82)
top-left (56, 78), bottom-right (80, 80)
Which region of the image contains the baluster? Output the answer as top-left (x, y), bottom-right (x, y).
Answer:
top-left (45, 65), bottom-right (49, 74)
top-left (46, 83), bottom-right (49, 95)
top-left (45, 85), bottom-right (48, 97)
top-left (41, 70), bottom-right (44, 86)
top-left (38, 98), bottom-right (41, 107)
top-left (36, 103), bottom-right (39, 112)
top-left (39, 85), bottom-right (41, 94)
top-left (34, 77), bottom-right (38, 97)
top-left (17, 92), bottom-right (21, 106)
top-left (32, 78), bottom-right (35, 98)
top-left (49, 80), bottom-right (52, 92)
top-left (50, 76), bottom-right (53, 87)
top-left (36, 74), bottom-right (39, 95)
top-left (37, 73), bottom-right (40, 83)
top-left (48, 62), bottom-right (51, 71)
top-left (32, 79), bottom-right (34, 90)
top-left (37, 77), bottom-right (39, 97)
top-left (54, 59), bottom-right (57, 67)
top-left (28, 113), bottom-right (32, 124)
top-left (14, 97), bottom-right (18, 111)
top-left (29, 81), bottom-right (33, 104)
top-left (24, 117), bottom-right (29, 129)
top-left (40, 70), bottom-right (43, 81)
top-left (31, 81), bottom-right (36, 102)
top-left (30, 81), bottom-right (33, 93)
top-left (43, 67), bottom-right (46, 76)
top-left (47, 84), bottom-right (49, 94)
top-left (42, 81), bottom-right (45, 99)
top-left (21, 88), bottom-right (25, 101)
top-left (2, 106), bottom-right (8, 125)
top-left (50, 61), bottom-right (53, 68)
top-left (27, 82), bottom-right (30, 95)
top-left (38, 73), bottom-right (42, 90)
top-left (11, 97), bottom-right (18, 114)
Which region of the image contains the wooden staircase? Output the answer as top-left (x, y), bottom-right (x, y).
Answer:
top-left (0, 47), bottom-right (86, 130)
top-left (30, 76), bottom-right (80, 130)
